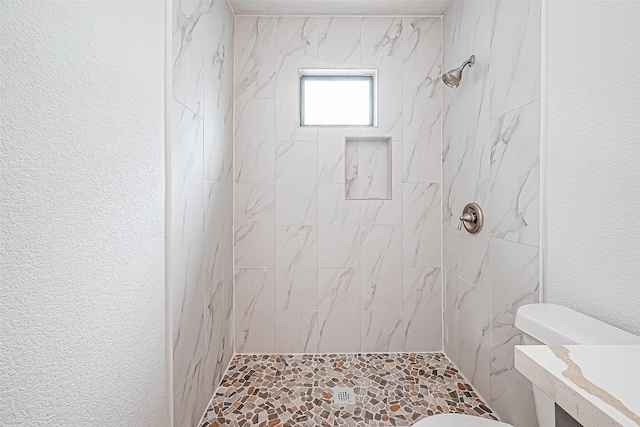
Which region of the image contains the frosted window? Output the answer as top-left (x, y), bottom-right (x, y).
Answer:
top-left (300, 76), bottom-right (374, 126)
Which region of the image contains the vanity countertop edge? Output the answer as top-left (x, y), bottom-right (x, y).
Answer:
top-left (514, 344), bottom-right (640, 427)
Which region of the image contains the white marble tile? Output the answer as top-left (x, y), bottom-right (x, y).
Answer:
top-left (222, 225), bottom-right (234, 354)
top-left (234, 184), bottom-right (275, 268)
top-left (442, 0), bottom-right (462, 72)
top-left (173, 3), bottom-right (233, 423)
top-left (444, 0), bottom-right (491, 72)
top-left (203, 2), bottom-right (233, 182)
top-left (441, 74), bottom-right (458, 139)
top-left (276, 182), bottom-right (318, 226)
top-left (275, 226), bottom-right (318, 311)
top-left (203, 179), bottom-right (225, 298)
top-left (275, 310), bottom-right (318, 353)
top-left (451, 1), bottom-right (492, 183)
top-left (275, 55), bottom-right (318, 141)
top-left (457, 56), bottom-right (491, 183)
top-left (222, 78), bottom-right (235, 184)
top-left (318, 129), bottom-right (351, 184)
top-left (201, 302), bottom-right (232, 411)
top-left (490, 0), bottom-right (541, 119)
top-left (442, 135), bottom-right (460, 228)
top-left (458, 179), bottom-right (490, 292)
top-left (490, 238), bottom-right (539, 372)
top-left (402, 17), bottom-right (442, 99)
top-left (361, 310), bottom-right (403, 352)
top-left (234, 98), bottom-right (275, 184)
top-left (172, 100), bottom-right (204, 246)
top-left (361, 56), bottom-right (403, 141)
top-left (490, 100), bottom-right (540, 247)
top-left (174, 363), bottom-right (205, 427)
top-left (234, 268), bottom-right (275, 353)
top-left (361, 17), bottom-right (403, 57)
top-left (223, 174), bottom-right (234, 227)
top-left (235, 17), bottom-right (275, 114)
top-left (490, 364), bottom-right (538, 427)
top-left (316, 17), bottom-right (361, 67)
top-left (202, 250), bottom-right (227, 407)
top-left (402, 98), bottom-right (441, 183)
top-left (456, 278), bottom-right (491, 400)
top-left (171, 240), bottom-right (204, 391)
top-left (318, 269), bottom-right (361, 353)
top-left (402, 267), bottom-right (442, 351)
top-left (222, 119), bottom-right (234, 187)
top-left (360, 226), bottom-right (402, 311)
top-left (318, 128), bottom-right (352, 184)
top-left (276, 17), bottom-right (318, 57)
top-left (276, 140), bottom-right (317, 184)
top-left (318, 184), bottom-right (360, 268)
top-left (172, 0), bottom-right (207, 116)
top-left (443, 226), bottom-right (459, 361)
top-left (345, 137), bottom-right (391, 200)
top-left (344, 138), bottom-right (358, 198)
top-left (361, 141), bottom-right (402, 225)
top-left (403, 183), bottom-right (441, 268)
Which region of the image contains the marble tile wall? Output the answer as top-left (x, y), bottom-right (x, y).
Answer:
top-left (441, 1), bottom-right (541, 426)
top-left (171, 1), bottom-right (235, 426)
top-left (234, 16), bottom-right (443, 354)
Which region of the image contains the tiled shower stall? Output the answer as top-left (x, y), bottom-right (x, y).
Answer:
top-left (170, 1), bottom-right (541, 426)
top-left (233, 15), bottom-right (443, 354)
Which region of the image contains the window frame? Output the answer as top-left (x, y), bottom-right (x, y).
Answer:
top-left (299, 69), bottom-right (378, 127)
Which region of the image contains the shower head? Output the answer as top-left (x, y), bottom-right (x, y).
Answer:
top-left (442, 55), bottom-right (476, 88)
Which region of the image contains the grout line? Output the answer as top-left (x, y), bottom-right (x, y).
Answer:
top-left (538, 0), bottom-right (547, 304)
top-left (172, 96), bottom-right (203, 120)
top-left (232, 14), bottom-right (445, 18)
top-left (439, 13), bottom-right (445, 354)
top-left (164, 0), bottom-right (174, 424)
top-left (196, 348), bottom-right (237, 425)
top-left (225, 0), bottom-right (236, 15)
top-left (234, 350), bottom-right (447, 356)
top-left (489, 97), bottom-right (541, 122)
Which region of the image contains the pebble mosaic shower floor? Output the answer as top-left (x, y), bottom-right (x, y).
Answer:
top-left (198, 353), bottom-right (497, 427)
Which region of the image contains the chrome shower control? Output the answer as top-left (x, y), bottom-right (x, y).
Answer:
top-left (458, 202), bottom-right (484, 234)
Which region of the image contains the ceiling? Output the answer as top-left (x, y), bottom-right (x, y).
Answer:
top-left (228, 0), bottom-right (451, 16)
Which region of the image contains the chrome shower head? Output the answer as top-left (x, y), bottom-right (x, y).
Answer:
top-left (442, 55), bottom-right (476, 88)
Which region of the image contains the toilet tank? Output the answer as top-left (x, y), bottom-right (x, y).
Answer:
top-left (515, 303), bottom-right (640, 345)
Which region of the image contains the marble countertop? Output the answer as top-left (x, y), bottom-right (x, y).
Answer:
top-left (515, 345), bottom-right (640, 427)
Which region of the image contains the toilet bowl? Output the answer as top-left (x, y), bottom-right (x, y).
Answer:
top-left (411, 414), bottom-right (511, 427)
top-left (515, 303), bottom-right (640, 427)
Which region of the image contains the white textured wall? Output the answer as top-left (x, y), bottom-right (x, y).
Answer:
top-left (544, 1), bottom-right (640, 336)
top-left (0, 1), bottom-right (167, 426)
top-left (233, 16), bottom-right (443, 354)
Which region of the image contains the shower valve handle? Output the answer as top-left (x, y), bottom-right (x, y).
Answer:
top-left (457, 213), bottom-right (476, 231)
top-left (459, 213), bottom-right (476, 224)
top-left (457, 203), bottom-right (484, 234)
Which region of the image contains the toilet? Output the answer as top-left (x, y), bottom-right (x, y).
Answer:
top-left (514, 303), bottom-right (640, 427)
top-left (411, 303), bottom-right (640, 427)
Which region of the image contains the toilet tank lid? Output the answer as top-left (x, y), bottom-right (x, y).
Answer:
top-left (515, 304), bottom-right (640, 345)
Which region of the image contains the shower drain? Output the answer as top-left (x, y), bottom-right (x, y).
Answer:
top-left (331, 387), bottom-right (356, 405)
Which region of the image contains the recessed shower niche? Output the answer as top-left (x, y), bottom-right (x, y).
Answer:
top-left (345, 136), bottom-right (392, 200)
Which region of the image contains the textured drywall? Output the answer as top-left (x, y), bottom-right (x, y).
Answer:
top-left (1, 1), bottom-right (167, 426)
top-left (544, 1), bottom-right (640, 336)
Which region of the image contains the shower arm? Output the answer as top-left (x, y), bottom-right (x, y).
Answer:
top-left (459, 57), bottom-right (475, 71)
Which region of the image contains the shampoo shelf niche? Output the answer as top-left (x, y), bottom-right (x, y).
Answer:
top-left (345, 136), bottom-right (392, 200)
